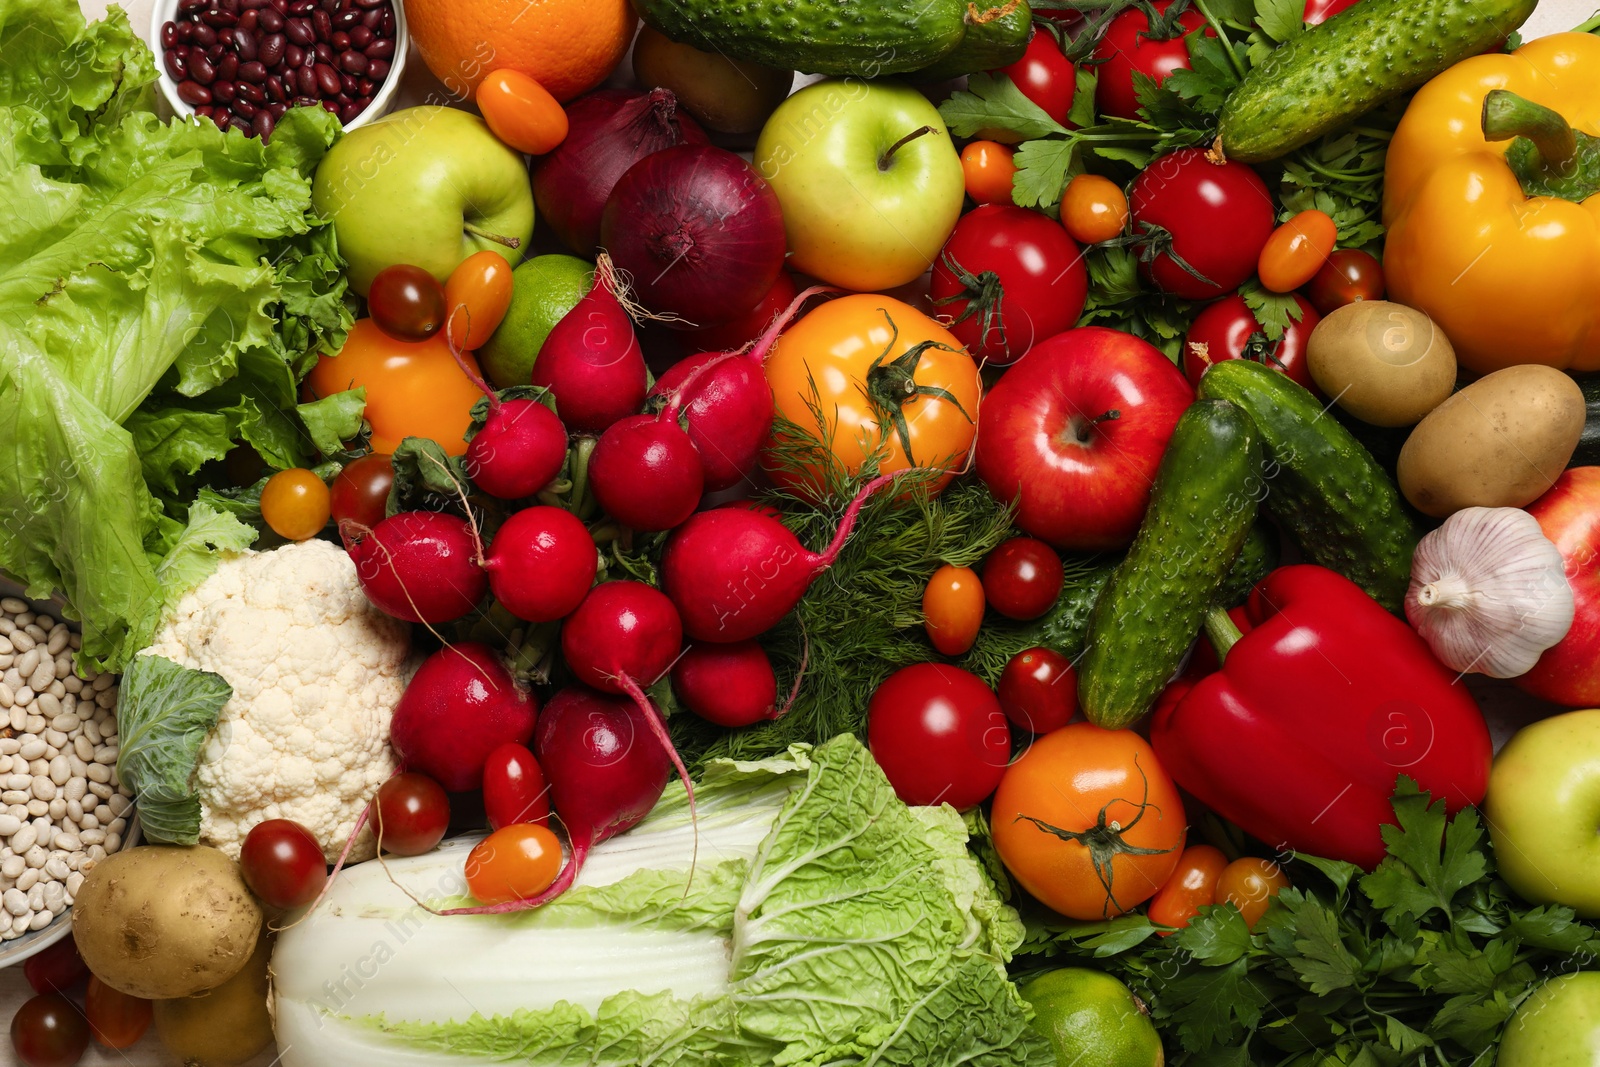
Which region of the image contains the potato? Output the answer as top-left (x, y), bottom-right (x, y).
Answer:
top-left (1397, 365), bottom-right (1585, 518)
top-left (73, 845), bottom-right (262, 1000)
top-left (632, 26), bottom-right (795, 135)
top-left (1307, 301), bottom-right (1457, 427)
top-left (153, 931), bottom-right (274, 1067)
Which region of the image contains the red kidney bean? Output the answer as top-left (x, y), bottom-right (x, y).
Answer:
top-left (178, 0), bottom-right (206, 12)
top-left (257, 33), bottom-right (283, 65)
top-left (321, 98), bottom-right (340, 115)
top-left (189, 52), bottom-right (216, 84)
top-left (164, 47), bottom-right (189, 80)
top-left (217, 25), bottom-right (234, 46)
top-left (333, 8), bottom-right (360, 29)
top-left (161, 20), bottom-right (178, 47)
top-left (330, 29), bottom-right (348, 49)
top-left (314, 41), bottom-right (334, 65)
top-left (340, 99), bottom-right (363, 124)
top-left (240, 8), bottom-right (258, 29)
top-left (178, 19), bottom-right (195, 40)
top-left (292, 94), bottom-right (318, 107)
top-left (221, 0), bottom-right (239, 15)
top-left (216, 111), bottom-right (232, 131)
top-left (254, 110), bottom-right (275, 139)
top-left (192, 21), bottom-right (216, 45)
top-left (270, 0), bottom-right (287, 9)
top-left (266, 74), bottom-right (286, 100)
top-left (234, 27), bottom-right (257, 58)
top-left (312, 9), bottom-right (331, 41)
top-left (356, 75), bottom-right (374, 94)
top-left (283, 42), bottom-right (302, 65)
top-left (218, 52), bottom-right (239, 80)
top-left (339, 71), bottom-right (357, 94)
top-left (348, 24), bottom-right (371, 47)
top-left (354, 0), bottom-right (383, 8)
top-left (285, 16), bottom-right (312, 43)
top-left (238, 80), bottom-right (266, 103)
top-left (207, 43), bottom-right (225, 60)
top-left (200, 9), bottom-right (238, 27)
top-left (258, 7), bottom-right (283, 30)
top-left (194, 103), bottom-right (214, 119)
top-left (213, 79), bottom-right (236, 101)
top-left (177, 80), bottom-right (212, 105)
top-left (296, 66), bottom-right (318, 95)
top-left (234, 97), bottom-right (256, 116)
top-left (339, 50), bottom-right (366, 75)
top-left (353, 93), bottom-right (372, 111)
top-left (365, 36), bottom-right (392, 59)
top-left (321, 0), bottom-right (338, 11)
top-left (238, 59), bottom-right (267, 81)
top-left (359, 6), bottom-right (381, 28)
top-left (301, 47), bottom-right (316, 67)
top-left (288, 0), bottom-right (313, 12)
top-left (365, 57), bottom-right (388, 82)
top-left (314, 62), bottom-right (341, 95)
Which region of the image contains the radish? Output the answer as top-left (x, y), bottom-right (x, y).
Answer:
top-left (660, 471), bottom-right (900, 643)
top-left (481, 506), bottom-right (598, 622)
top-left (530, 255), bottom-right (648, 434)
top-left (341, 512), bottom-right (487, 624)
top-left (587, 414), bottom-right (704, 532)
top-left (671, 640), bottom-right (778, 727)
top-left (464, 398), bottom-right (567, 500)
top-left (390, 643), bottom-right (538, 792)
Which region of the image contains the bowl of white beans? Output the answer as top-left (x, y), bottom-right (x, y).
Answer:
top-left (0, 577), bottom-right (137, 969)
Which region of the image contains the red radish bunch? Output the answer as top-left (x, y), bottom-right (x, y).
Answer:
top-left (481, 506), bottom-right (598, 622)
top-left (532, 255), bottom-right (649, 434)
top-left (390, 643), bottom-right (538, 792)
top-left (588, 414), bottom-right (704, 532)
top-left (342, 512), bottom-right (487, 624)
top-left (464, 398), bottom-right (567, 501)
top-left (672, 641), bottom-right (779, 727)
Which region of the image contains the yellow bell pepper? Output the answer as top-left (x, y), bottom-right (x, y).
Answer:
top-left (1383, 33), bottom-right (1600, 375)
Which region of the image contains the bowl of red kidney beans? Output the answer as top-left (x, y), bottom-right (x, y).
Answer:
top-left (150, 0), bottom-right (409, 141)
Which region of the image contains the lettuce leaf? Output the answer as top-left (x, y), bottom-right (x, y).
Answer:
top-left (114, 653), bottom-right (232, 845)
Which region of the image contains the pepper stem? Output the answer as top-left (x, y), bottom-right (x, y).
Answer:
top-left (1203, 606), bottom-right (1243, 663)
top-left (1482, 89), bottom-right (1577, 175)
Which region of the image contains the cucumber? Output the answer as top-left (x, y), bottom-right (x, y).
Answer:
top-left (1572, 379), bottom-right (1600, 468)
top-left (1216, 520), bottom-right (1280, 607)
top-left (1217, 0), bottom-right (1539, 162)
top-left (1078, 400), bottom-right (1262, 730)
top-left (632, 0), bottom-right (967, 77)
top-left (1198, 359), bottom-right (1419, 612)
top-left (911, 0), bottom-right (1032, 81)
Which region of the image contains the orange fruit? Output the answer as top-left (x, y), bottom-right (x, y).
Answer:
top-left (403, 0), bottom-right (636, 103)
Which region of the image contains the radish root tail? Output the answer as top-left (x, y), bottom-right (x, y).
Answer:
top-left (616, 673), bottom-right (699, 890)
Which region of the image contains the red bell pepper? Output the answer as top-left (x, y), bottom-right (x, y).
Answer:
top-left (1151, 565), bottom-right (1492, 869)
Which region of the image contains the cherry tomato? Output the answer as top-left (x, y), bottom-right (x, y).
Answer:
top-left (239, 819), bottom-right (328, 909)
top-left (374, 772), bottom-right (451, 856)
top-left (22, 939), bottom-right (87, 996)
top-left (1183, 293), bottom-right (1322, 394)
top-left (1130, 149), bottom-right (1277, 300)
top-left (329, 453), bottom-right (395, 530)
top-left (1146, 844), bottom-right (1229, 934)
top-left (465, 823), bottom-right (563, 905)
top-left (983, 537), bottom-right (1065, 620)
top-left (1258, 210), bottom-right (1337, 293)
top-left (10, 994), bottom-right (88, 1067)
top-left (84, 977), bottom-right (151, 1050)
top-left (259, 468), bottom-right (331, 541)
top-left (928, 204), bottom-right (1087, 365)
top-left (445, 250), bottom-right (516, 351)
top-left (482, 742), bottom-right (551, 830)
top-left (1216, 857), bottom-right (1291, 928)
top-left (1060, 173), bottom-right (1129, 245)
top-left (476, 69), bottom-right (568, 155)
top-left (1093, 0), bottom-right (1210, 121)
top-left (983, 31), bottom-right (1076, 140)
top-left (997, 647), bottom-right (1076, 734)
top-left (1302, 0), bottom-right (1363, 23)
top-left (960, 141), bottom-right (1017, 206)
top-left (1305, 248), bottom-right (1386, 315)
top-left (867, 663), bottom-right (1010, 810)
top-left (685, 271), bottom-right (798, 355)
top-left (368, 264), bottom-right (447, 343)
top-left (923, 565), bottom-right (985, 656)
top-left (307, 319), bottom-right (488, 456)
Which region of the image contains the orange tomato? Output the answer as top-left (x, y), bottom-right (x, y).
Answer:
top-left (85, 976), bottom-right (151, 1049)
top-left (465, 823), bottom-right (564, 905)
top-left (991, 724), bottom-right (1185, 920)
top-left (1216, 857), bottom-right (1290, 928)
top-left (445, 250), bottom-right (516, 350)
top-left (1257, 209), bottom-right (1337, 293)
top-left (1146, 844), bottom-right (1229, 934)
top-left (476, 69), bottom-right (569, 155)
top-left (960, 141), bottom-right (1017, 206)
top-left (307, 318), bottom-right (487, 456)
top-left (763, 294), bottom-right (980, 498)
top-left (259, 468), bottom-right (331, 541)
top-left (923, 565), bottom-right (985, 655)
top-left (1060, 174), bottom-right (1130, 245)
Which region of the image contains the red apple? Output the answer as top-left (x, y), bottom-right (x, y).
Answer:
top-left (975, 327), bottom-right (1195, 549)
top-left (1516, 467), bottom-right (1600, 706)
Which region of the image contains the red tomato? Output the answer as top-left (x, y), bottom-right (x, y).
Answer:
top-left (259, 468), bottom-right (331, 542)
top-left (476, 69), bottom-right (568, 155)
top-left (960, 141), bottom-right (1017, 206)
top-left (987, 31), bottom-right (1076, 136)
top-left (329, 453), bottom-right (395, 530)
top-left (482, 742), bottom-right (551, 830)
top-left (369, 264), bottom-right (446, 343)
top-left (923, 565), bottom-right (985, 656)
top-left (10, 994), bottom-right (87, 1067)
top-left (1258, 210), bottom-right (1337, 293)
top-left (1093, 0), bottom-right (1210, 121)
top-left (1146, 844), bottom-right (1229, 933)
top-left (928, 204), bottom-right (1087, 366)
top-left (22, 940), bottom-right (86, 996)
top-left (1130, 149), bottom-right (1277, 300)
top-left (1302, 0), bottom-right (1363, 23)
top-left (1217, 857), bottom-right (1291, 928)
top-left (1305, 248), bottom-right (1385, 315)
top-left (239, 819), bottom-right (328, 910)
top-left (983, 537), bottom-right (1065, 620)
top-left (1183, 293), bottom-right (1322, 394)
top-left (1060, 174), bottom-right (1129, 245)
top-left (684, 271), bottom-right (799, 355)
top-left (374, 773), bottom-right (451, 856)
top-left (867, 664), bottom-right (1011, 810)
top-left (997, 647), bottom-right (1076, 734)
top-left (465, 824), bottom-right (563, 904)
top-left (84, 977), bottom-right (150, 1050)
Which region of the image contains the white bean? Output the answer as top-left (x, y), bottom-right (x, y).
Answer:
top-left (65, 872), bottom-right (83, 898)
top-left (63, 780), bottom-right (84, 805)
top-left (9, 825), bottom-right (34, 852)
top-left (24, 847), bottom-right (47, 870)
top-left (3, 888), bottom-right (27, 916)
top-left (87, 782), bottom-right (111, 800)
top-left (45, 628), bottom-right (67, 657)
top-left (91, 745), bottom-right (116, 766)
top-left (64, 800), bottom-right (82, 823)
top-left (78, 830), bottom-right (104, 846)
top-left (61, 676), bottom-right (80, 695)
top-left (0, 857), bottom-right (20, 879)
top-left (27, 664), bottom-right (52, 693)
top-left (0, 792), bottom-right (28, 807)
top-left (43, 856), bottom-right (67, 881)
top-left (47, 757), bottom-right (67, 787)
top-left (0, 817), bottom-right (17, 838)
top-left (0, 685), bottom-right (12, 711)
top-left (42, 882), bottom-right (63, 911)
top-left (108, 818), bottom-right (125, 836)
top-left (52, 832), bottom-right (79, 852)
top-left (86, 765), bottom-right (110, 784)
top-left (46, 681), bottom-right (63, 700)
top-left (16, 740), bottom-right (41, 762)
top-left (16, 869), bottom-right (37, 893)
top-left (20, 710), bottom-right (40, 731)
top-left (43, 730), bottom-right (65, 750)
top-left (0, 637), bottom-right (10, 655)
top-left (94, 690), bottom-right (116, 710)
top-left (72, 736), bottom-right (92, 762)
top-left (0, 741), bottom-right (14, 757)
top-left (86, 844), bottom-right (106, 863)
top-left (24, 801), bottom-right (45, 818)
top-left (0, 757), bottom-right (10, 776)
top-left (65, 851), bottom-right (84, 872)
top-left (25, 886), bottom-right (42, 913)
top-left (66, 755), bottom-right (86, 779)
top-left (108, 794), bottom-right (130, 817)
top-left (7, 635), bottom-right (32, 656)
top-left (0, 598), bottom-right (26, 614)
top-left (4, 776), bottom-right (25, 793)
top-left (5, 806), bottom-right (24, 822)
top-left (79, 722), bottom-right (99, 747)
top-left (45, 799), bottom-right (64, 822)
top-left (48, 713), bottom-right (75, 735)
top-left (27, 912), bottom-right (49, 931)
top-left (31, 778), bottom-right (54, 802)
top-left (36, 695), bottom-right (61, 721)
top-left (21, 626), bottom-right (43, 643)
top-left (6, 709), bottom-right (21, 734)
top-left (78, 813), bottom-right (97, 830)
top-left (14, 649), bottom-right (38, 680)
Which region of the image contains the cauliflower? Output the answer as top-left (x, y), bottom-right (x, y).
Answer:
top-left (144, 539), bottom-right (412, 862)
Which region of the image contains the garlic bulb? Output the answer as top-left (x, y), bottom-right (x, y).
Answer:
top-left (1405, 507), bottom-right (1574, 678)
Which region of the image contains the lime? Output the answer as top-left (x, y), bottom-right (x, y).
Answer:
top-left (477, 254), bottom-right (593, 388)
top-left (1019, 967), bottom-right (1164, 1067)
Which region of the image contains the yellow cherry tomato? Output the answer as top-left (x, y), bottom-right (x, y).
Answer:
top-left (1257, 209), bottom-right (1337, 293)
top-left (260, 468), bottom-right (331, 541)
top-left (445, 250), bottom-right (516, 350)
top-left (465, 823), bottom-right (563, 905)
top-left (1216, 856), bottom-right (1291, 928)
top-left (923, 565), bottom-right (985, 655)
top-left (1060, 173), bottom-right (1130, 245)
top-left (476, 69), bottom-right (569, 155)
top-left (961, 141), bottom-right (1018, 206)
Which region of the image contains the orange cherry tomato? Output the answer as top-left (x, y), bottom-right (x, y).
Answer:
top-left (476, 69), bottom-right (569, 155)
top-left (306, 319), bottom-right (487, 456)
top-left (923, 564), bottom-right (985, 655)
top-left (1060, 173), bottom-right (1130, 245)
top-left (1258, 209), bottom-right (1337, 293)
top-left (85, 975), bottom-right (151, 1049)
top-left (259, 468), bottom-right (331, 541)
top-left (465, 823), bottom-right (564, 905)
top-left (1146, 844), bottom-right (1229, 934)
top-left (445, 250), bottom-right (516, 351)
top-left (1216, 856), bottom-right (1291, 928)
top-left (960, 141), bottom-right (1018, 206)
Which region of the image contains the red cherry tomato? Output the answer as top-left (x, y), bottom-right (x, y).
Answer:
top-left (960, 141), bottom-right (1017, 206)
top-left (1060, 174), bottom-right (1129, 245)
top-left (1302, 0), bottom-right (1363, 23)
top-left (476, 69), bottom-right (568, 155)
top-left (1147, 844), bottom-right (1229, 934)
top-left (997, 647), bottom-right (1077, 734)
top-left (10, 994), bottom-right (88, 1067)
top-left (1305, 248), bottom-right (1386, 315)
top-left (329, 453), bottom-right (396, 530)
top-left (984, 31), bottom-right (1076, 140)
top-left (923, 565), bottom-right (985, 656)
top-left (374, 773), bottom-right (451, 856)
top-left (23, 939), bottom-right (87, 996)
top-left (867, 664), bottom-right (1011, 810)
top-left (1183, 292), bottom-right (1322, 394)
top-left (239, 819), bottom-right (328, 909)
top-left (982, 537), bottom-right (1065, 620)
top-left (85, 977), bottom-right (151, 1050)
top-left (482, 742), bottom-right (551, 830)
top-left (1258, 210), bottom-right (1337, 293)
top-left (1093, 0), bottom-right (1210, 120)
top-left (444, 250), bottom-right (516, 351)
top-left (1130, 149), bottom-right (1277, 300)
top-left (684, 271), bottom-right (799, 355)
top-left (465, 823), bottom-right (563, 905)
top-left (368, 264), bottom-right (447, 343)
top-left (260, 467), bottom-right (331, 541)
top-left (1217, 857), bottom-right (1291, 928)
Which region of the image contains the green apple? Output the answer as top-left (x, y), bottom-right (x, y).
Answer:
top-left (1497, 973), bottom-right (1600, 1066)
top-left (312, 106), bottom-right (535, 296)
top-left (754, 79), bottom-right (963, 292)
top-left (1485, 708), bottom-right (1600, 918)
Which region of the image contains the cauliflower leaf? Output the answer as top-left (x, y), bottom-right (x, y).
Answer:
top-left (116, 653), bottom-right (232, 846)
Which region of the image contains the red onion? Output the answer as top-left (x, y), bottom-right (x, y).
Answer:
top-left (600, 144), bottom-right (787, 329)
top-left (532, 88), bottom-right (707, 257)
